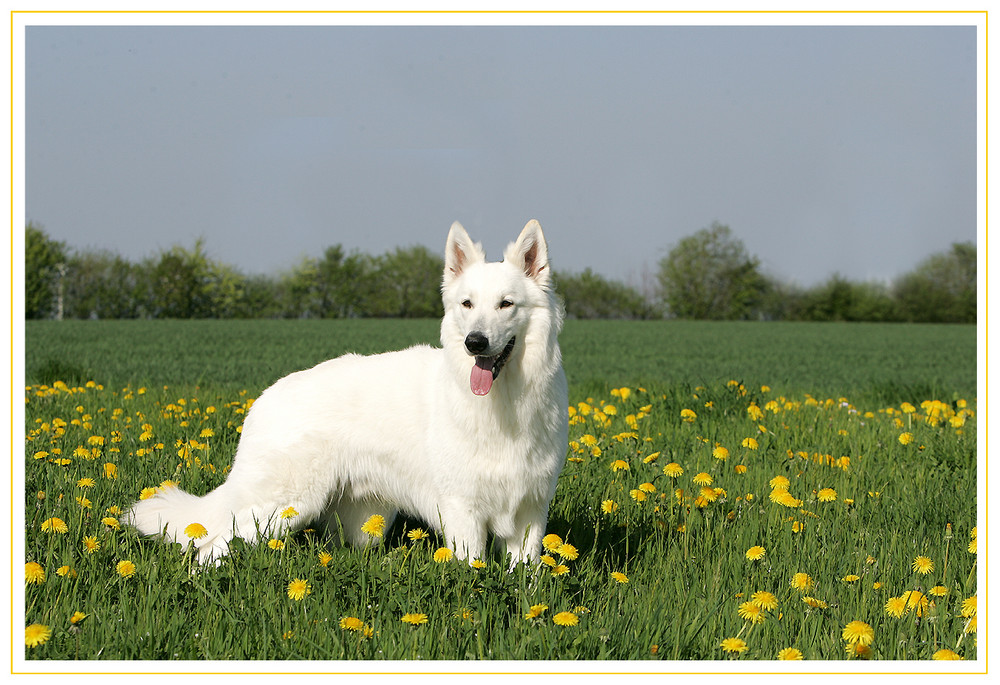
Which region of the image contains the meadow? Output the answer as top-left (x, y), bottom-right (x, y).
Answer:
top-left (22, 319), bottom-right (978, 663)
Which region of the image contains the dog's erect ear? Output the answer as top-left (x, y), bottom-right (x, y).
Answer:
top-left (444, 221), bottom-right (486, 283)
top-left (504, 219), bottom-right (550, 286)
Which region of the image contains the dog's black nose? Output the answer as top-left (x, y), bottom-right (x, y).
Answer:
top-left (465, 332), bottom-right (489, 355)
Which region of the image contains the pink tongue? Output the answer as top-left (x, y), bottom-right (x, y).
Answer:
top-left (470, 358), bottom-right (494, 396)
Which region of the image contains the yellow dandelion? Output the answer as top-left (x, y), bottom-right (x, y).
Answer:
top-left (742, 437), bottom-right (759, 450)
top-left (41, 517), bottom-right (68, 534)
top-left (556, 543), bottom-right (578, 560)
top-left (76, 477), bottom-right (96, 488)
top-left (70, 611), bottom-right (87, 624)
top-left (817, 488), bottom-right (837, 502)
top-left (25, 562), bottom-right (45, 584)
top-left (712, 445), bottom-right (729, 460)
top-left (407, 528), bottom-right (429, 541)
top-left (842, 574), bottom-right (860, 583)
top-left (841, 620), bottom-right (874, 645)
top-left (903, 590), bottom-right (930, 617)
top-left (961, 595), bottom-right (976, 617)
top-left (25, 624), bottom-right (51, 648)
top-left (542, 533), bottom-right (563, 551)
top-left (884, 596), bottom-right (907, 618)
top-left (745, 545), bottom-right (766, 561)
top-left (775, 491), bottom-right (802, 508)
top-left (318, 551), bottom-right (334, 567)
top-left (738, 601), bottom-right (766, 624)
top-left (82, 536), bottom-right (100, 554)
top-left (56, 565), bottom-right (76, 578)
top-left (601, 499), bottom-right (619, 514)
top-left (899, 432), bottom-right (914, 445)
top-left (524, 604), bottom-right (548, 619)
top-left (433, 547), bottom-right (454, 563)
top-left (932, 649), bottom-right (963, 660)
top-left (663, 462), bottom-right (683, 478)
top-left (769, 475), bottom-right (790, 489)
top-left (287, 578), bottom-right (311, 601)
top-left (802, 596), bottom-right (828, 609)
top-left (360, 514), bottom-right (385, 538)
top-left (846, 642), bottom-right (873, 659)
top-left (101, 516), bottom-right (121, 530)
top-left (611, 571), bottom-right (629, 584)
top-left (720, 637), bottom-right (747, 654)
top-left (184, 522), bottom-right (208, 539)
top-left (751, 591), bottom-right (778, 611)
top-left (280, 507), bottom-right (298, 520)
top-left (102, 462), bottom-right (117, 479)
top-left (777, 647), bottom-right (803, 660)
top-left (552, 611), bottom-right (578, 626)
top-left (267, 538), bottom-right (285, 550)
top-left (610, 459), bottom-right (630, 472)
top-left (680, 408), bottom-right (697, 422)
top-left (911, 555), bottom-right (934, 574)
top-left (116, 560), bottom-right (136, 579)
top-left (693, 472), bottom-right (713, 486)
top-left (339, 616), bottom-right (365, 631)
top-left (401, 613), bottom-right (428, 625)
top-left (929, 585), bottom-right (949, 597)
top-left (790, 572), bottom-right (814, 592)
top-left (550, 564), bottom-right (570, 577)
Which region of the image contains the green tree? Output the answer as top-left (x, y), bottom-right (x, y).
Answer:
top-left (278, 245), bottom-right (375, 318)
top-left (63, 249), bottom-right (142, 319)
top-left (367, 245), bottom-right (445, 318)
top-left (25, 223), bottom-right (67, 319)
top-left (894, 242), bottom-right (976, 323)
top-left (139, 238), bottom-right (249, 318)
top-left (657, 222), bottom-right (768, 319)
top-left (554, 268), bottom-right (657, 319)
top-left (794, 275), bottom-right (900, 322)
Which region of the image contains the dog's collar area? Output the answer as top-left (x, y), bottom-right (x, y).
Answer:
top-left (485, 336), bottom-right (516, 380)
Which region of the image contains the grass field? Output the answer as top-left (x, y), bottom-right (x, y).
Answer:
top-left (21, 319), bottom-right (979, 663)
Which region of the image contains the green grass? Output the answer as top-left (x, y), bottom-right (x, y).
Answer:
top-left (26, 318), bottom-right (976, 402)
top-left (22, 320), bottom-right (978, 662)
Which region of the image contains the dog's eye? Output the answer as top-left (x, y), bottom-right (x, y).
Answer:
top-left (461, 299), bottom-right (473, 309)
top-left (499, 300), bottom-right (514, 309)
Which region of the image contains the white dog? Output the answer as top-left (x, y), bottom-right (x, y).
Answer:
top-left (125, 220), bottom-right (569, 566)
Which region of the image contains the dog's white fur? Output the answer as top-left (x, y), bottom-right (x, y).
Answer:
top-left (125, 220), bottom-right (568, 565)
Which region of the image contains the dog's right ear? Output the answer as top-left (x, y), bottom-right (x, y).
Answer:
top-left (444, 221), bottom-right (486, 284)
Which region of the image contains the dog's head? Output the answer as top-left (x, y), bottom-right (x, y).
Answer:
top-left (441, 220), bottom-right (556, 396)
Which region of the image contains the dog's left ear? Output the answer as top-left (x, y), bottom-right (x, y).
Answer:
top-left (504, 220), bottom-right (550, 286)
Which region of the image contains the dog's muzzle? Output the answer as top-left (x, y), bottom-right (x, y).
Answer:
top-left (468, 336), bottom-right (516, 396)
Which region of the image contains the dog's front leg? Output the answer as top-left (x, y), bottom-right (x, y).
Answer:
top-left (437, 503), bottom-right (487, 563)
top-left (502, 505), bottom-right (548, 569)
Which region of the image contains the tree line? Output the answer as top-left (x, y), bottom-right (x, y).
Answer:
top-left (25, 221), bottom-right (975, 323)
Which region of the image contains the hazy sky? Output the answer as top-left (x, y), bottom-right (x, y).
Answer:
top-left (24, 22), bottom-right (978, 288)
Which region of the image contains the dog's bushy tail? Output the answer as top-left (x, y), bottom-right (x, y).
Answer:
top-left (125, 485), bottom-right (236, 562)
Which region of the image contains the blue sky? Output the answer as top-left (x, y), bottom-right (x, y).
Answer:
top-left (24, 21), bottom-right (979, 289)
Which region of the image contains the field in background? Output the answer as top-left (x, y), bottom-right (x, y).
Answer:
top-left (22, 319), bottom-right (979, 661)
top-left (26, 319), bottom-right (977, 402)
